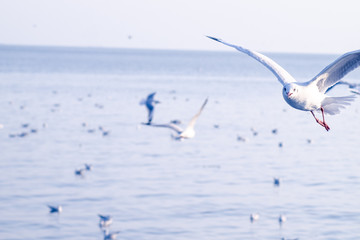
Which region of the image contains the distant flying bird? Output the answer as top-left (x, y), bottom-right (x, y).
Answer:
top-left (48, 205), bottom-right (62, 213)
top-left (207, 36), bottom-right (360, 131)
top-left (143, 98), bottom-right (208, 140)
top-left (98, 214), bottom-right (113, 229)
top-left (140, 92), bottom-right (160, 124)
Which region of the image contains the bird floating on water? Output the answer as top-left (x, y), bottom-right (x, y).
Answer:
top-left (207, 36), bottom-right (360, 131)
top-left (75, 168), bottom-right (85, 176)
top-left (98, 214), bottom-right (113, 229)
top-left (250, 213), bottom-right (260, 222)
top-left (48, 205), bottom-right (62, 213)
top-left (103, 229), bottom-right (120, 240)
top-left (279, 214), bottom-right (287, 224)
top-left (85, 163), bottom-right (92, 171)
top-left (143, 98), bottom-right (208, 140)
top-left (250, 127), bottom-right (258, 136)
top-left (140, 92), bottom-right (160, 125)
top-left (274, 177), bottom-right (280, 186)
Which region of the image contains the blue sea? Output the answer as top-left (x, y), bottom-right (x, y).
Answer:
top-left (0, 45), bottom-right (360, 240)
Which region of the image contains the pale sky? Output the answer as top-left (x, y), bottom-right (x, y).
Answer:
top-left (1, 0), bottom-right (360, 53)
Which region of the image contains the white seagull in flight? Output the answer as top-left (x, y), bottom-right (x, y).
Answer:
top-left (207, 36), bottom-right (360, 131)
top-left (143, 98), bottom-right (208, 140)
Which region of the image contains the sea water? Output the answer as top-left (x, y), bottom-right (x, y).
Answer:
top-left (0, 45), bottom-right (360, 240)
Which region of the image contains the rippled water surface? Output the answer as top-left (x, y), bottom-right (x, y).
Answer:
top-left (1, 45), bottom-right (360, 240)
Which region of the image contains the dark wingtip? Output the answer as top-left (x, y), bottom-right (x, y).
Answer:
top-left (206, 36), bottom-right (221, 42)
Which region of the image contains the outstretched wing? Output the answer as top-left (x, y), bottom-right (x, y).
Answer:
top-left (308, 50), bottom-right (360, 93)
top-left (98, 214), bottom-right (111, 221)
top-left (207, 36), bottom-right (296, 86)
top-left (181, 98), bottom-right (208, 136)
top-left (143, 122), bottom-right (183, 134)
top-left (48, 205), bottom-right (59, 212)
top-left (146, 92), bottom-right (156, 102)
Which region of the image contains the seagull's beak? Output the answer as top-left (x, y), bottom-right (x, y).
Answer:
top-left (287, 92), bottom-right (293, 97)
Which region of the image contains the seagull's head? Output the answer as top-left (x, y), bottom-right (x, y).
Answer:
top-left (283, 83), bottom-right (298, 99)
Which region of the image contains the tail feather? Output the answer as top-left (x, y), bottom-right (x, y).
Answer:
top-left (322, 95), bottom-right (356, 115)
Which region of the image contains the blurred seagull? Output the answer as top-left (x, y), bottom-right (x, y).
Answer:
top-left (279, 214), bottom-right (287, 224)
top-left (98, 214), bottom-right (113, 229)
top-left (75, 168), bottom-right (85, 176)
top-left (250, 213), bottom-right (259, 222)
top-left (140, 92), bottom-right (160, 124)
top-left (250, 127), bottom-right (258, 136)
top-left (48, 205), bottom-right (62, 213)
top-left (85, 164), bottom-right (92, 171)
top-left (143, 98), bottom-right (208, 140)
top-left (273, 177), bottom-right (280, 186)
top-left (103, 229), bottom-right (120, 240)
top-left (207, 36), bottom-right (360, 131)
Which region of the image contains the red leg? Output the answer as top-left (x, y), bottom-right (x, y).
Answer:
top-left (311, 110), bottom-right (330, 131)
top-left (320, 107), bottom-right (330, 131)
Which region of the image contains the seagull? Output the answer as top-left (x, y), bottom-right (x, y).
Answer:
top-left (236, 135), bottom-right (247, 142)
top-left (250, 127), bottom-right (258, 136)
top-left (103, 229), bottom-right (120, 240)
top-left (279, 214), bottom-right (287, 224)
top-left (274, 177), bottom-right (280, 186)
top-left (98, 214), bottom-right (113, 229)
top-left (75, 168), bottom-right (85, 176)
top-left (140, 92), bottom-right (160, 125)
top-left (84, 164), bottom-right (92, 171)
top-left (250, 213), bottom-right (260, 222)
top-left (99, 126), bottom-right (111, 136)
top-left (207, 36), bottom-right (360, 131)
top-left (143, 98), bottom-right (208, 140)
top-left (48, 205), bottom-right (62, 213)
